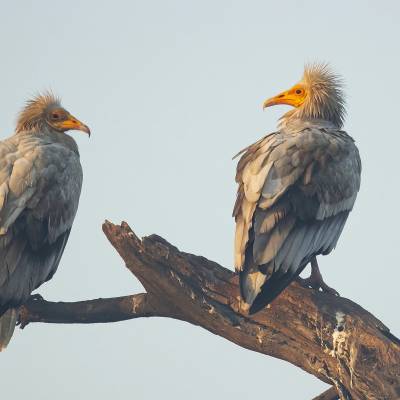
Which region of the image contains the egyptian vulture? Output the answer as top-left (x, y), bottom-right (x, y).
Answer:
top-left (233, 64), bottom-right (361, 314)
top-left (0, 93), bottom-right (89, 349)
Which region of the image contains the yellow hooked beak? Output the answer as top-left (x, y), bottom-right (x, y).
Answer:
top-left (263, 84), bottom-right (307, 109)
top-left (58, 114), bottom-right (91, 136)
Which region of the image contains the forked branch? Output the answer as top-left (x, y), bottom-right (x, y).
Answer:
top-left (20, 221), bottom-right (400, 400)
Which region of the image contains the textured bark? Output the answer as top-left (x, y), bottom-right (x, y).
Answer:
top-left (20, 221), bottom-right (400, 400)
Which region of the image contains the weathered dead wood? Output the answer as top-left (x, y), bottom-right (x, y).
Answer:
top-left (20, 221), bottom-right (400, 400)
top-left (19, 294), bottom-right (162, 325)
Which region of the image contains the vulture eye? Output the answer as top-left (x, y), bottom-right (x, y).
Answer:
top-left (295, 89), bottom-right (303, 95)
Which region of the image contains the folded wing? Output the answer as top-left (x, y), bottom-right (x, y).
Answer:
top-left (233, 128), bottom-right (361, 313)
top-left (0, 136), bottom-right (82, 314)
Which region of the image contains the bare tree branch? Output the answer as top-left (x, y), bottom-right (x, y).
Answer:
top-left (19, 294), bottom-right (165, 325)
top-left (20, 221), bottom-right (400, 400)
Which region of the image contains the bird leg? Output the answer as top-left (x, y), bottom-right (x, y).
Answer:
top-left (297, 257), bottom-right (339, 296)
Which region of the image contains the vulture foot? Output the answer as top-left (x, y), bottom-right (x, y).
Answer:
top-left (297, 257), bottom-right (339, 296)
top-left (17, 293), bottom-right (45, 329)
top-left (28, 293), bottom-right (44, 302)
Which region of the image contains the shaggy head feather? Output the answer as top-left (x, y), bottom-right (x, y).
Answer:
top-left (16, 91), bottom-right (61, 133)
top-left (269, 63), bottom-right (346, 129)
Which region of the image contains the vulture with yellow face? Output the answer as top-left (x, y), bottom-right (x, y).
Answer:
top-left (234, 64), bottom-right (361, 314)
top-left (0, 93), bottom-right (90, 349)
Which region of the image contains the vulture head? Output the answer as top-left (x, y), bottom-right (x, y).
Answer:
top-left (16, 92), bottom-right (91, 136)
top-left (263, 63), bottom-right (345, 129)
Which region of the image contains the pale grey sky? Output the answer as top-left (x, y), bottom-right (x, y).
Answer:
top-left (0, 1), bottom-right (399, 399)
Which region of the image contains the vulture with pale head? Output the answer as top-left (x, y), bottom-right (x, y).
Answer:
top-left (0, 93), bottom-right (90, 349)
top-left (234, 64), bottom-right (361, 314)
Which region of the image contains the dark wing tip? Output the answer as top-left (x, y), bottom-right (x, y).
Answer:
top-left (247, 267), bottom-right (305, 315)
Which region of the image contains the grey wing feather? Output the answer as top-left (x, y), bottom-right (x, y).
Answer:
top-left (234, 128), bottom-right (361, 313)
top-left (0, 135), bottom-right (82, 314)
top-left (247, 212), bottom-right (349, 314)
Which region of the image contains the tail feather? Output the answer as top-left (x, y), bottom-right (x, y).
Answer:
top-left (240, 268), bottom-right (267, 307)
top-left (248, 270), bottom-right (298, 314)
top-left (0, 308), bottom-right (18, 351)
